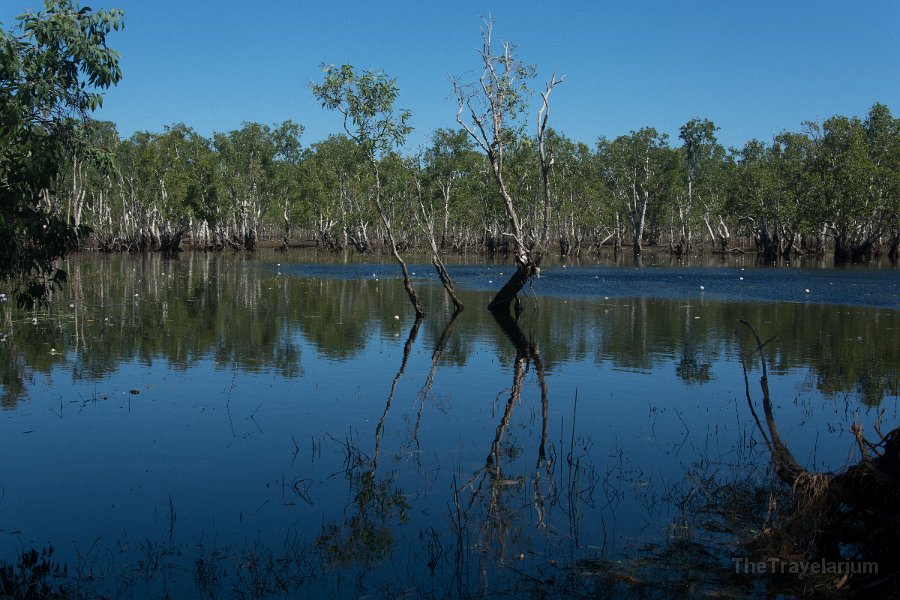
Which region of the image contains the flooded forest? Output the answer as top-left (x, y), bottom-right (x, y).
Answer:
top-left (1, 2), bottom-right (899, 599)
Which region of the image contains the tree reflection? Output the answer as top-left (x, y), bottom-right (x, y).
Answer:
top-left (316, 315), bottom-right (423, 568)
top-left (411, 309), bottom-right (462, 458)
top-left (0, 253), bottom-right (894, 407)
top-left (458, 308), bottom-right (553, 576)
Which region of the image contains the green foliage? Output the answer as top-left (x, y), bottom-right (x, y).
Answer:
top-left (0, 0), bottom-right (123, 306)
top-left (311, 64), bottom-right (411, 162)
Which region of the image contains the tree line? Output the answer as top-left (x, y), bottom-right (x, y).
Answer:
top-left (51, 103), bottom-right (899, 264)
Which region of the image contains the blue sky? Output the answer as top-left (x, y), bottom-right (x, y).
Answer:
top-left (2, 0), bottom-right (898, 151)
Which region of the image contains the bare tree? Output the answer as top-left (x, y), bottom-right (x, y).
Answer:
top-left (537, 73), bottom-right (563, 251)
top-left (452, 18), bottom-right (561, 311)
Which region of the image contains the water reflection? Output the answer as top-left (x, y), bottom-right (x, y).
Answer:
top-left (0, 252), bottom-right (896, 597)
top-left (0, 253), bottom-right (895, 407)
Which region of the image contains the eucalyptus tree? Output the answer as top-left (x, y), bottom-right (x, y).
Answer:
top-left (542, 130), bottom-right (593, 257)
top-left (176, 127), bottom-right (220, 250)
top-left (423, 128), bottom-right (478, 247)
top-left (730, 139), bottom-right (778, 259)
top-left (863, 103), bottom-right (900, 260)
top-left (407, 152), bottom-right (463, 310)
top-left (312, 63), bottom-right (424, 318)
top-left (153, 123), bottom-right (209, 251)
top-left (536, 74), bottom-right (564, 251)
top-left (453, 18), bottom-right (558, 311)
top-left (115, 130), bottom-right (166, 250)
top-left (0, 0), bottom-right (123, 305)
top-left (52, 119), bottom-right (119, 248)
top-left (304, 135), bottom-right (368, 249)
top-left (769, 131), bottom-right (815, 256)
top-left (215, 122), bottom-right (278, 250)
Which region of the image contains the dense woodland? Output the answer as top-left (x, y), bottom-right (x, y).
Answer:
top-left (48, 102), bottom-right (900, 264)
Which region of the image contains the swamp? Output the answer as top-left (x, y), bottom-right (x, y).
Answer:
top-left (2, 2), bottom-right (899, 597)
top-left (0, 250), bottom-right (897, 598)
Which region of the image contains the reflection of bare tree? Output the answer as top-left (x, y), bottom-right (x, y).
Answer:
top-left (738, 321), bottom-right (900, 594)
top-left (459, 309), bottom-right (552, 567)
top-left (411, 309), bottom-right (462, 456)
top-left (373, 317), bottom-right (422, 472)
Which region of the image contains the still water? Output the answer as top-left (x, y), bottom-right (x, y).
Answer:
top-left (0, 251), bottom-right (897, 598)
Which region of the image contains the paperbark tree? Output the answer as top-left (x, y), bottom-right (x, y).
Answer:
top-left (408, 154), bottom-right (463, 310)
top-left (677, 118), bottom-right (719, 255)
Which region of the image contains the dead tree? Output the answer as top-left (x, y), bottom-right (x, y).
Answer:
top-left (537, 73), bottom-right (564, 252)
top-left (452, 18), bottom-right (562, 312)
top-left (739, 321), bottom-right (899, 594)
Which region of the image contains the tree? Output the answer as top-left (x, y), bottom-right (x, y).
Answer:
top-left (408, 151), bottom-right (463, 311)
top-left (423, 128), bottom-right (476, 248)
top-left (730, 139), bottom-right (778, 259)
top-left (677, 118), bottom-right (720, 254)
top-left (271, 120), bottom-right (305, 249)
top-left (452, 18), bottom-right (553, 311)
top-left (600, 128), bottom-right (670, 257)
top-left (311, 63), bottom-right (424, 318)
top-left (0, 0), bottom-right (123, 305)
top-left (805, 107), bottom-right (896, 262)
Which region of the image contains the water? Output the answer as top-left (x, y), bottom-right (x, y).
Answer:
top-left (0, 251), bottom-right (897, 598)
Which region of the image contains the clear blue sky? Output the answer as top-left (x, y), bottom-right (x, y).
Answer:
top-left (2, 0), bottom-right (898, 151)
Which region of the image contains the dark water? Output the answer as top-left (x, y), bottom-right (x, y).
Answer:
top-left (0, 251), bottom-right (897, 598)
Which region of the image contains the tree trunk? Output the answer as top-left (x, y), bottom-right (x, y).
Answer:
top-left (373, 166), bottom-right (424, 318)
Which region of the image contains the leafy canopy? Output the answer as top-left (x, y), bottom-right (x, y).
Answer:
top-left (0, 0), bottom-right (123, 306)
top-left (310, 64), bottom-right (411, 161)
